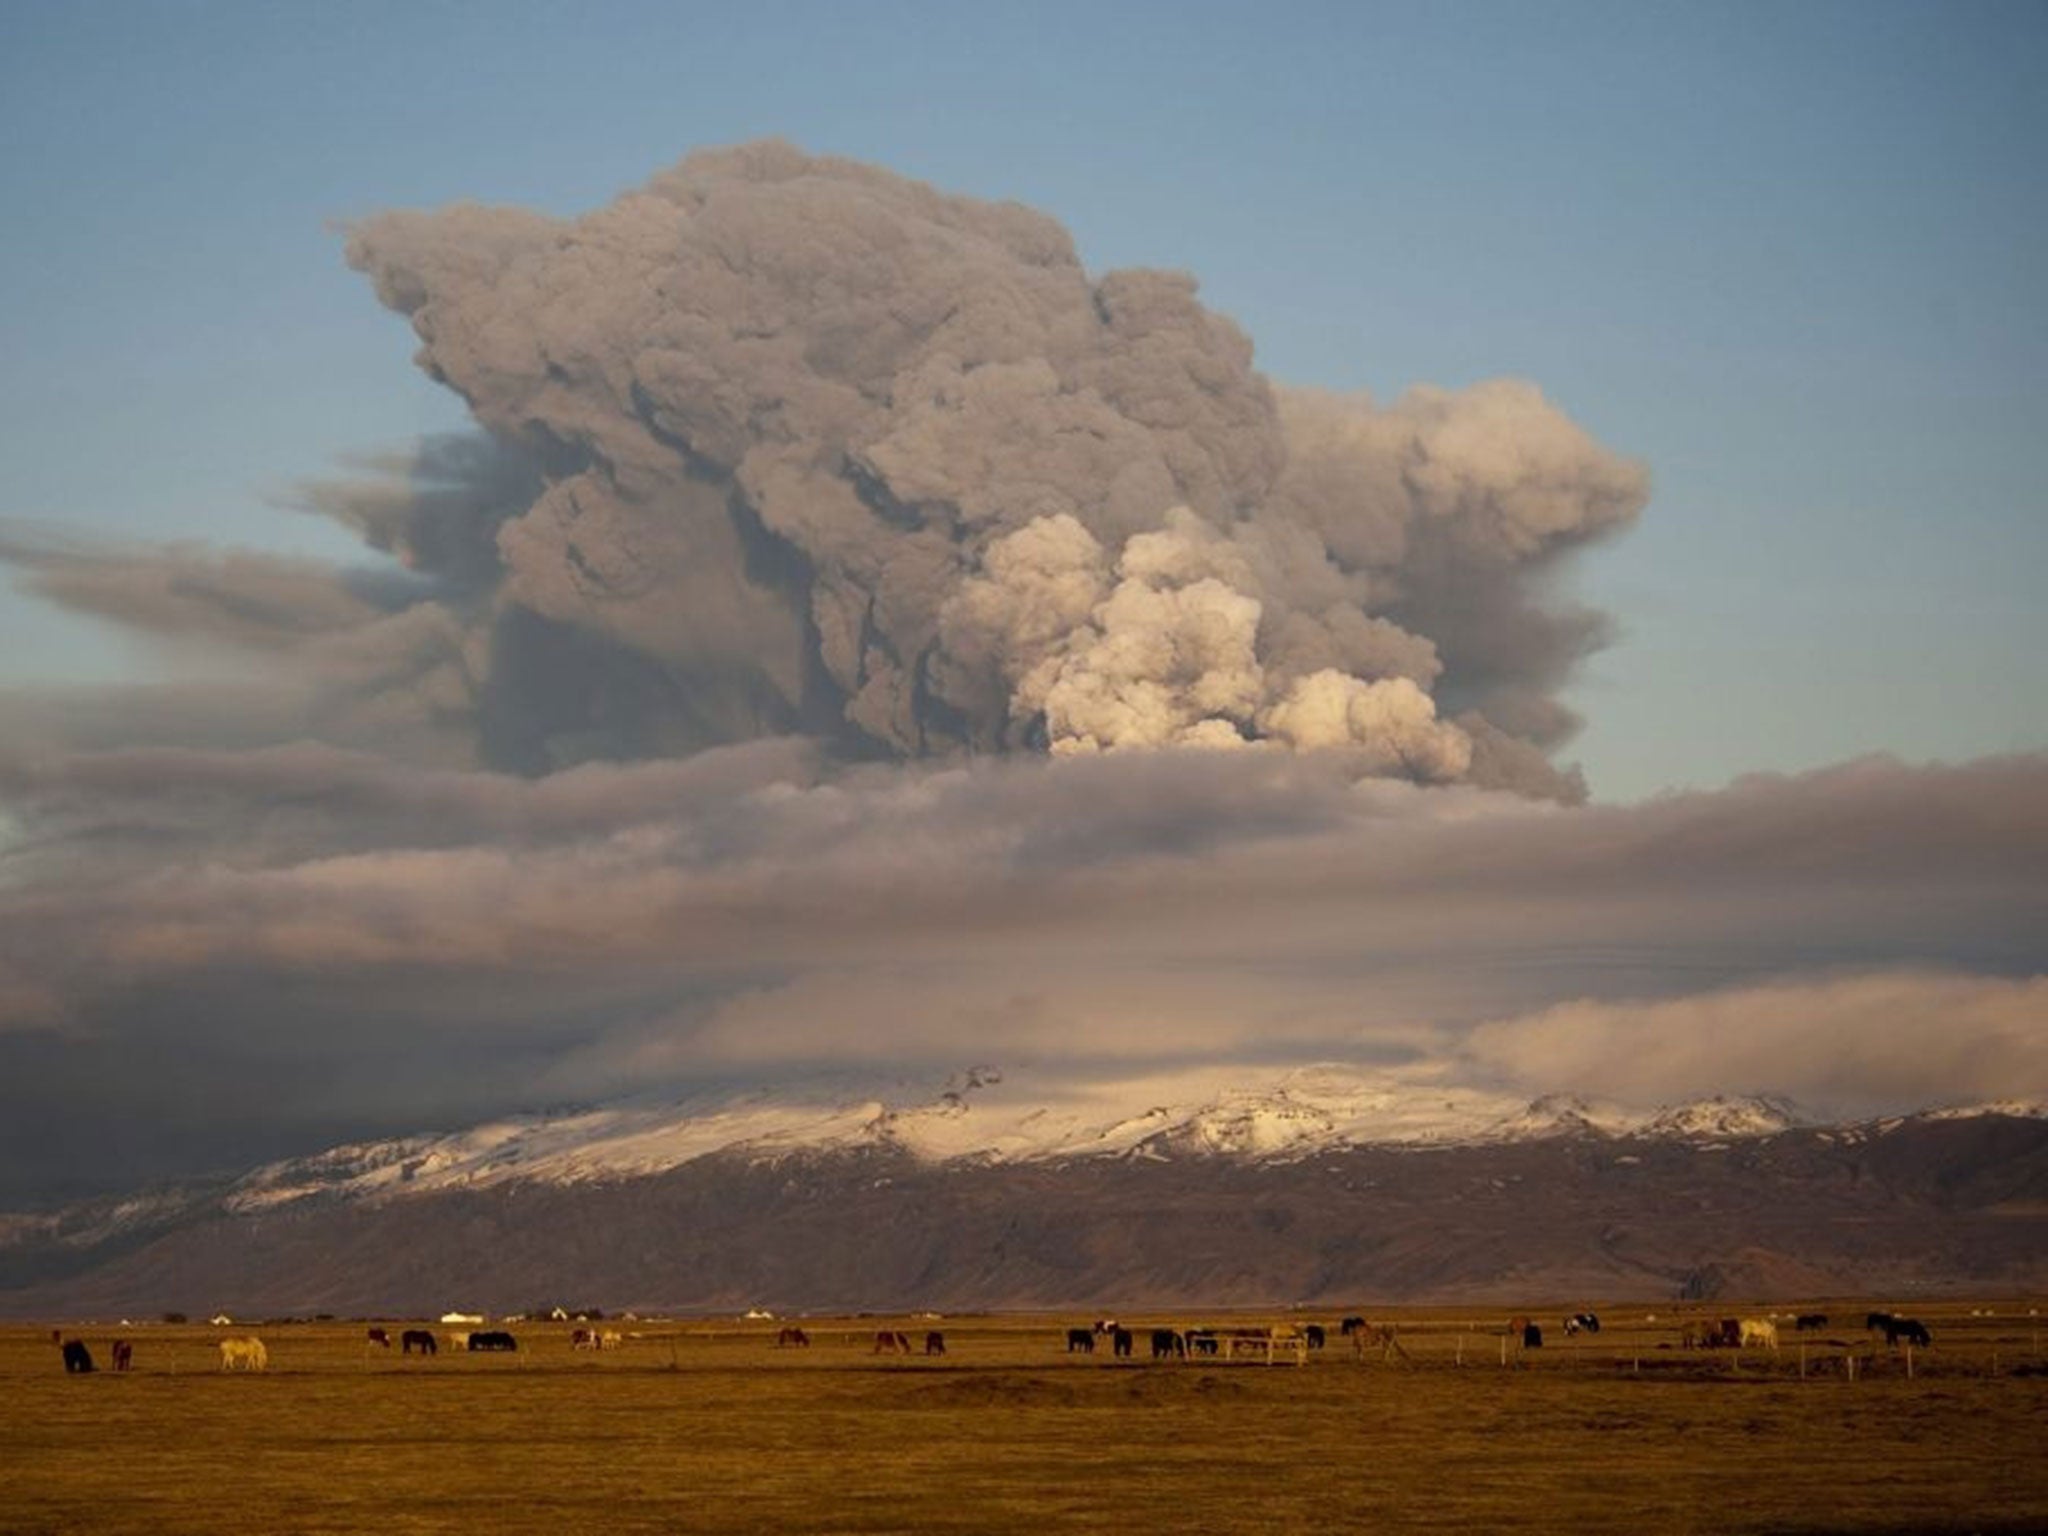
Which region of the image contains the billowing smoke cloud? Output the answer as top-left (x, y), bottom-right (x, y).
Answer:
top-left (279, 140), bottom-right (1637, 790)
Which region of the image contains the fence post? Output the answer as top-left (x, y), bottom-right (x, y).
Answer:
top-left (1905, 1342), bottom-right (1914, 1380)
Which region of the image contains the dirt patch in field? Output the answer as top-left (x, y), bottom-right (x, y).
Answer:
top-left (1117, 1370), bottom-right (1249, 1402)
top-left (909, 1373), bottom-right (1083, 1409)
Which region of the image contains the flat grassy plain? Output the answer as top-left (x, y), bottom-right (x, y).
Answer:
top-left (5, 1305), bottom-right (2046, 1535)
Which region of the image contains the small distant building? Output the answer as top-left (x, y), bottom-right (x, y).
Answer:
top-left (744, 1307), bottom-right (775, 1320)
top-left (439, 1311), bottom-right (484, 1324)
top-left (209, 1314), bottom-right (234, 1327)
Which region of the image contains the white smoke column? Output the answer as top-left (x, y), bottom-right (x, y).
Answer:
top-left (947, 508), bottom-right (1468, 766)
top-left (1257, 671), bottom-right (1471, 780)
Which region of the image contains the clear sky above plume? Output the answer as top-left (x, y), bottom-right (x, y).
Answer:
top-left (0, 2), bottom-right (2042, 1202)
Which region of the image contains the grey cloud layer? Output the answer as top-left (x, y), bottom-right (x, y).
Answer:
top-left (2, 747), bottom-right (2043, 1195)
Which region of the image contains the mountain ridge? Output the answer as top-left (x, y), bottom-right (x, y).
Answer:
top-left (3, 1073), bottom-right (2044, 1319)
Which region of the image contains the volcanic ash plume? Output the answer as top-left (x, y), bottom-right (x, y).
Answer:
top-left (340, 140), bottom-right (1646, 793)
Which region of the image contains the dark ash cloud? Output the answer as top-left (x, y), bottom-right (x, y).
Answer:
top-left (9, 141), bottom-right (1645, 790)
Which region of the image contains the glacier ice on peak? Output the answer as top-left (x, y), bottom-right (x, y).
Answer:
top-left (216, 1065), bottom-right (1866, 1213)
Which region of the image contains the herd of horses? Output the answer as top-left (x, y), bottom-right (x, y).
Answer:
top-left (46, 1308), bottom-right (1942, 1374)
top-left (1061, 1318), bottom-right (1356, 1361)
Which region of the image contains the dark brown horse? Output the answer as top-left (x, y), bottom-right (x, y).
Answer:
top-left (400, 1329), bottom-right (437, 1355)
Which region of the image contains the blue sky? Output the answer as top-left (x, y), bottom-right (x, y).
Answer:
top-left (2, 0), bottom-right (2043, 800)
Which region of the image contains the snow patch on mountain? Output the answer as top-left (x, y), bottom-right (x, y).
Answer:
top-left (213, 1070), bottom-right (2048, 1216)
top-left (1640, 1094), bottom-right (1806, 1140)
top-left (1919, 1100), bottom-right (2048, 1124)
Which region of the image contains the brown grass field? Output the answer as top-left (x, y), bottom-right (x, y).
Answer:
top-left (5, 1302), bottom-right (2046, 1534)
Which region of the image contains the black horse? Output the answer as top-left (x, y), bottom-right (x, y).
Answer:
top-left (400, 1329), bottom-right (437, 1355)
top-left (1882, 1317), bottom-right (1932, 1348)
top-left (467, 1330), bottom-right (518, 1352)
top-left (61, 1339), bottom-right (95, 1374)
top-left (1065, 1327), bottom-right (1094, 1353)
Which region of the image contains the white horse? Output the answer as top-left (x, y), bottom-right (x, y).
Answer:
top-left (1738, 1318), bottom-right (1779, 1350)
top-left (218, 1336), bottom-right (268, 1371)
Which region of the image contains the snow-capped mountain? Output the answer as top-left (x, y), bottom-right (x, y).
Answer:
top-left (4, 1070), bottom-right (2044, 1318)
top-left (217, 1066), bottom-right (1848, 1214)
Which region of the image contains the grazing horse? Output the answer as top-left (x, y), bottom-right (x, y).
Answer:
top-left (1187, 1329), bottom-right (1220, 1356)
top-left (1350, 1321), bottom-right (1412, 1364)
top-left (775, 1327), bottom-right (810, 1348)
top-left (366, 1328), bottom-right (391, 1348)
top-left (1522, 1323), bottom-right (1544, 1349)
top-left (873, 1330), bottom-right (912, 1354)
top-left (1739, 1318), bottom-right (1779, 1350)
top-left (467, 1331), bottom-right (518, 1352)
top-left (1882, 1317), bottom-right (1932, 1348)
top-left (111, 1339), bottom-right (133, 1372)
top-left (218, 1337), bottom-right (267, 1371)
top-left (1687, 1320), bottom-right (1741, 1349)
top-left (1564, 1312), bottom-right (1601, 1335)
top-left (1150, 1328), bottom-right (1186, 1359)
top-left (1065, 1328), bottom-right (1095, 1354)
top-left (1794, 1313), bottom-right (1828, 1332)
top-left (1111, 1328), bottom-right (1133, 1358)
top-left (571, 1328), bottom-right (599, 1350)
top-left (1093, 1318), bottom-right (1119, 1335)
top-left (1339, 1316), bottom-right (1367, 1337)
top-left (61, 1339), bottom-right (95, 1374)
top-left (597, 1330), bottom-right (622, 1350)
top-left (400, 1329), bottom-right (437, 1355)
top-left (1303, 1324), bottom-right (1326, 1350)
top-left (924, 1331), bottom-right (946, 1356)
